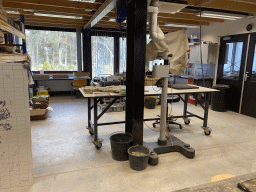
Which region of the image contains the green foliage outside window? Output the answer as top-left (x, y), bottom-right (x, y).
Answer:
top-left (25, 29), bottom-right (78, 71)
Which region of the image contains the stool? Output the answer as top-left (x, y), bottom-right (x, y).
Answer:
top-left (153, 95), bottom-right (182, 130)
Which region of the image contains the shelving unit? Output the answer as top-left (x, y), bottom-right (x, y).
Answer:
top-left (0, 19), bottom-right (25, 40)
top-left (0, 10), bottom-right (27, 63)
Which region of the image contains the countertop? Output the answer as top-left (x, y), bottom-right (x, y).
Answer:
top-left (34, 76), bottom-right (91, 80)
top-left (170, 74), bottom-right (214, 80)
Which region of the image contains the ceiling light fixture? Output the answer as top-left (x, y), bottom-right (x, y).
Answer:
top-left (197, 11), bottom-right (244, 20)
top-left (34, 13), bottom-right (83, 19)
top-left (6, 10), bottom-right (20, 14)
top-left (164, 23), bottom-right (199, 28)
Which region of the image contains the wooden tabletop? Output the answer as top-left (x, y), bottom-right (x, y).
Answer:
top-left (79, 85), bottom-right (219, 98)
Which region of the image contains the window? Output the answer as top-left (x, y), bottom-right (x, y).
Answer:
top-left (25, 29), bottom-right (77, 71)
top-left (91, 36), bottom-right (114, 78)
top-left (119, 37), bottom-right (127, 73)
top-left (223, 42), bottom-right (243, 76)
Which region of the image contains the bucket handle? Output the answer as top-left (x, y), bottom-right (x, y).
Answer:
top-left (109, 131), bottom-right (133, 140)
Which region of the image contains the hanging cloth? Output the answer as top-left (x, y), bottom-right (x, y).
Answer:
top-left (146, 29), bottom-right (189, 75)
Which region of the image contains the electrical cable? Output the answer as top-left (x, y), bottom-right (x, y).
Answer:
top-left (143, 83), bottom-right (174, 146)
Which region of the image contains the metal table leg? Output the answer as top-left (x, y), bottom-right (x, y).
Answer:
top-left (93, 98), bottom-right (103, 149)
top-left (202, 92), bottom-right (212, 136)
top-left (86, 98), bottom-right (94, 135)
top-left (183, 94), bottom-right (190, 124)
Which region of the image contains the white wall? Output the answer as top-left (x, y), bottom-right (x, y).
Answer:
top-left (187, 17), bottom-right (256, 44)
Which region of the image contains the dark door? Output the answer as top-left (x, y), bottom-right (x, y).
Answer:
top-left (241, 33), bottom-right (256, 117)
top-left (217, 34), bottom-right (249, 112)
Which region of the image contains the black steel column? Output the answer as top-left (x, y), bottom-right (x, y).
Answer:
top-left (83, 29), bottom-right (92, 78)
top-left (125, 0), bottom-right (147, 145)
top-left (114, 34), bottom-right (120, 75)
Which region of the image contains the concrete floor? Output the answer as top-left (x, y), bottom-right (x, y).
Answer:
top-left (1, 96), bottom-right (256, 192)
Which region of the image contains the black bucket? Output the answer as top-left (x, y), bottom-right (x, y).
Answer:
top-left (128, 145), bottom-right (150, 171)
top-left (145, 97), bottom-right (156, 109)
top-left (110, 132), bottom-right (133, 161)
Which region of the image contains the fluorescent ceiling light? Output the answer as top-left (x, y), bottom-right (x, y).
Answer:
top-left (197, 11), bottom-right (244, 20)
top-left (22, 9), bottom-right (34, 12)
top-left (6, 10), bottom-right (20, 14)
top-left (34, 13), bottom-right (83, 19)
top-left (164, 23), bottom-right (199, 28)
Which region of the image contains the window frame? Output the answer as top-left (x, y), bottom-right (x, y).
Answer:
top-left (90, 28), bottom-right (127, 76)
top-left (26, 25), bottom-right (79, 73)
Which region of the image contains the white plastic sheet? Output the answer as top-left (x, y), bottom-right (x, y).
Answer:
top-left (146, 29), bottom-right (189, 75)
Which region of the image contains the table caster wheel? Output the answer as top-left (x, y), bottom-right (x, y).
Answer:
top-left (179, 125), bottom-right (183, 129)
top-left (95, 142), bottom-right (102, 150)
top-left (87, 127), bottom-right (94, 135)
top-left (204, 129), bottom-right (211, 136)
top-left (89, 129), bottom-right (94, 135)
top-left (184, 118), bottom-right (190, 125)
top-left (153, 124), bottom-right (156, 128)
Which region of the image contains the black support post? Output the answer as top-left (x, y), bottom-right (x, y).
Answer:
top-left (114, 35), bottom-right (120, 75)
top-left (125, 0), bottom-right (147, 145)
top-left (83, 29), bottom-right (92, 78)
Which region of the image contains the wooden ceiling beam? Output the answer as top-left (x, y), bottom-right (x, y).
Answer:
top-left (25, 19), bottom-right (83, 26)
top-left (8, 14), bottom-right (88, 24)
top-left (6, 9), bottom-right (92, 20)
top-left (97, 20), bottom-right (186, 31)
top-left (157, 17), bottom-right (209, 26)
top-left (94, 0), bottom-right (105, 4)
top-left (25, 21), bottom-right (83, 28)
top-left (3, 2), bottom-right (94, 16)
top-left (84, 0), bottom-right (116, 29)
top-left (23, 17), bottom-right (85, 25)
top-left (187, 0), bottom-right (256, 14)
top-left (157, 12), bottom-right (224, 23)
top-left (200, 0), bottom-right (256, 14)
top-left (3, 0), bottom-right (101, 11)
top-left (231, 0), bottom-right (256, 4)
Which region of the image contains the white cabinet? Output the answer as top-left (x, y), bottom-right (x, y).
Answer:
top-left (188, 43), bottom-right (218, 65)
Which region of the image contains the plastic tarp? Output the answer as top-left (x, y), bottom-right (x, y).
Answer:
top-left (146, 29), bottom-right (189, 75)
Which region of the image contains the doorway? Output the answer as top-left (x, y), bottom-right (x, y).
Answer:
top-left (241, 33), bottom-right (256, 118)
top-left (218, 32), bottom-right (256, 118)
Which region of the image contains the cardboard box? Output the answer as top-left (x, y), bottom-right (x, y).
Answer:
top-left (145, 78), bottom-right (160, 86)
top-left (74, 72), bottom-right (90, 77)
top-left (30, 109), bottom-right (47, 120)
top-left (52, 74), bottom-right (69, 79)
top-left (33, 74), bottom-right (50, 79)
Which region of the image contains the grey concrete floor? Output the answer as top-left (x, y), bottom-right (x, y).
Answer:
top-left (1, 96), bottom-right (256, 192)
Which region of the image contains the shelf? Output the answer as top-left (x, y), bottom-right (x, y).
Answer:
top-left (0, 54), bottom-right (28, 63)
top-left (0, 19), bottom-right (25, 40)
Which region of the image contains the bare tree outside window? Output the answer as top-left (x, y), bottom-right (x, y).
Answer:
top-left (91, 36), bottom-right (114, 78)
top-left (25, 29), bottom-right (77, 71)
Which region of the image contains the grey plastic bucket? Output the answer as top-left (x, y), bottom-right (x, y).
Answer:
top-left (128, 145), bottom-right (150, 171)
top-left (110, 132), bottom-right (133, 161)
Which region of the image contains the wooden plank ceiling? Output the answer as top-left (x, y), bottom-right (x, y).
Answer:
top-left (3, 0), bottom-right (254, 32)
